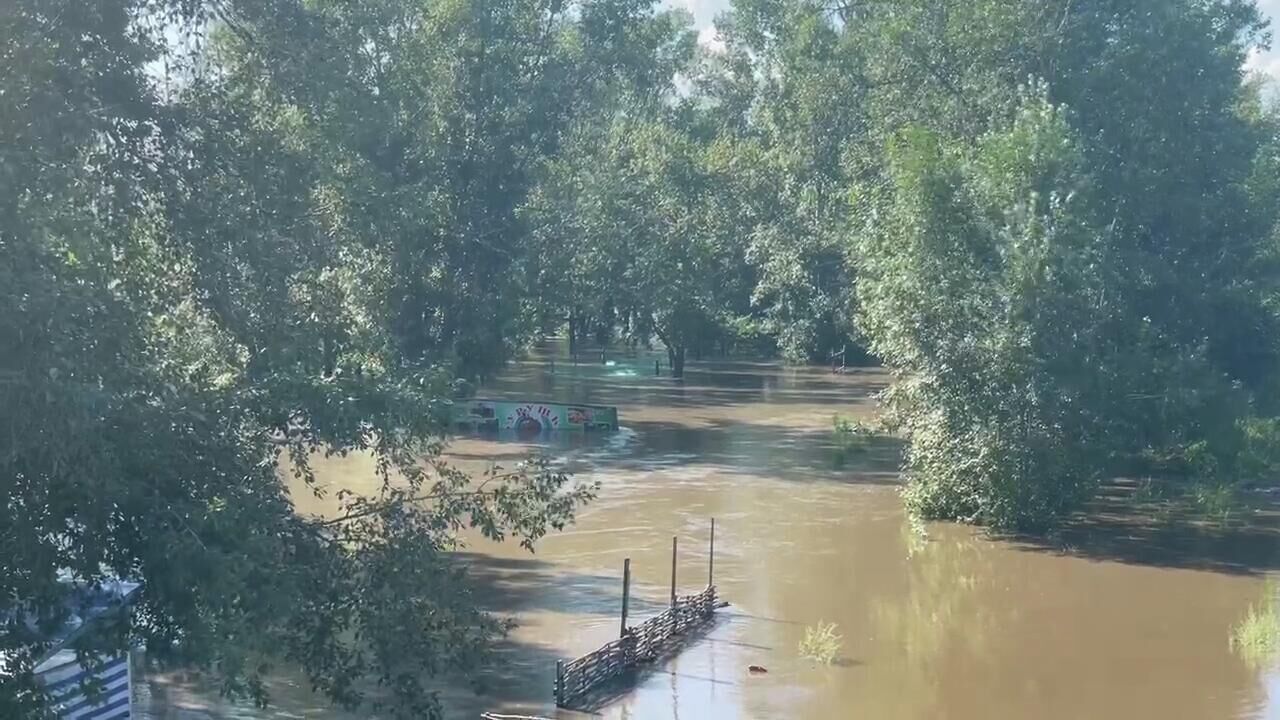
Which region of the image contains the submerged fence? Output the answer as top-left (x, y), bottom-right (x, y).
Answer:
top-left (830, 344), bottom-right (848, 374)
top-left (553, 520), bottom-right (722, 710)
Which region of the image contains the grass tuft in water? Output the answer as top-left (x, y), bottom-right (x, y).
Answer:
top-left (798, 620), bottom-right (843, 665)
top-left (1232, 579), bottom-right (1280, 668)
top-left (832, 416), bottom-right (877, 467)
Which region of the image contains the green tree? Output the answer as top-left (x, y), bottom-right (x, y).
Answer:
top-left (851, 0), bottom-right (1280, 528)
top-left (856, 89), bottom-right (1114, 526)
top-left (206, 0), bottom-right (692, 380)
top-left (697, 0), bottom-right (867, 361)
top-left (520, 4), bottom-right (698, 357)
top-left (527, 106), bottom-right (758, 376)
top-left (1, 1), bottom-right (597, 717)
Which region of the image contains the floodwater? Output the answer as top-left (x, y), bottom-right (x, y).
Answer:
top-left (139, 349), bottom-right (1280, 719)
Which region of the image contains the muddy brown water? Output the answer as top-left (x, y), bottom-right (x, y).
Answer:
top-left (138, 350), bottom-right (1280, 719)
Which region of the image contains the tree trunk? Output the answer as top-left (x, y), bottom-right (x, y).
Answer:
top-left (568, 310), bottom-right (577, 360)
top-left (321, 335), bottom-right (337, 378)
top-left (669, 345), bottom-right (686, 378)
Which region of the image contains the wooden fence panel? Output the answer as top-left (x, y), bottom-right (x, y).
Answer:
top-left (555, 585), bottom-right (719, 709)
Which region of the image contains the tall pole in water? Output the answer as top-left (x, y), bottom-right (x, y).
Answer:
top-left (670, 536), bottom-right (678, 607)
top-left (620, 558), bottom-right (631, 637)
top-left (708, 518), bottom-right (715, 588)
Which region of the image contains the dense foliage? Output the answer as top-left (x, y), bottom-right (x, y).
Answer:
top-left (5, 0), bottom-right (1280, 716)
top-left (0, 0), bottom-right (620, 716)
top-left (845, 1), bottom-right (1280, 528)
top-left (548, 0), bottom-right (1280, 527)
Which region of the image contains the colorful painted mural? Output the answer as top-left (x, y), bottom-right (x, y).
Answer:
top-left (452, 399), bottom-right (619, 437)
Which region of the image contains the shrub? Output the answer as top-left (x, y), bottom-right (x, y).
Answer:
top-left (798, 621), bottom-right (843, 665)
top-left (1232, 580), bottom-right (1280, 668)
top-left (832, 415), bottom-right (877, 467)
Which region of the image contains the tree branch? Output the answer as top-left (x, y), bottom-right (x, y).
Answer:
top-left (311, 471), bottom-right (529, 528)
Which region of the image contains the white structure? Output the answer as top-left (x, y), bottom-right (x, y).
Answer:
top-left (35, 650), bottom-right (132, 720)
top-left (4, 578), bottom-right (141, 720)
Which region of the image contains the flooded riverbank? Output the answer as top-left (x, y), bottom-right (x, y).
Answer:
top-left (139, 350), bottom-right (1280, 719)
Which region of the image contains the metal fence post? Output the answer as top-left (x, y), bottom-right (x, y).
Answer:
top-left (708, 517), bottom-right (715, 588)
top-left (620, 558), bottom-right (631, 638)
top-left (670, 536), bottom-right (678, 607)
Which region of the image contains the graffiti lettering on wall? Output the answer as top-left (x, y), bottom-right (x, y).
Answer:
top-left (509, 404), bottom-right (560, 437)
top-left (453, 399), bottom-right (619, 437)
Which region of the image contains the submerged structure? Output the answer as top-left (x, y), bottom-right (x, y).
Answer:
top-left (554, 521), bottom-right (722, 711)
top-left (3, 578), bottom-right (140, 720)
top-left (452, 398), bottom-right (619, 437)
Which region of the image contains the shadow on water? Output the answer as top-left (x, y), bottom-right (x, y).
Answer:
top-left (1005, 487), bottom-right (1280, 576)
top-left (454, 552), bottom-right (670, 618)
top-left (447, 415), bottom-right (904, 487)
top-left (485, 355), bottom-right (889, 412)
top-left (612, 418), bottom-right (903, 486)
top-left (137, 554), bottom-right (629, 718)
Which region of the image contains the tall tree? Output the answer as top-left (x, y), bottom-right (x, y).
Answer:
top-left (526, 103), bottom-right (759, 376)
top-left (206, 0), bottom-right (692, 379)
top-left (851, 0), bottom-right (1280, 528)
top-left (697, 0), bottom-right (868, 361)
top-left (0, 1), bottom-right (602, 717)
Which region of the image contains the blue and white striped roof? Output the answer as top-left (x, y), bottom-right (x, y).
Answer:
top-left (35, 651), bottom-right (131, 720)
top-left (1, 576), bottom-right (141, 719)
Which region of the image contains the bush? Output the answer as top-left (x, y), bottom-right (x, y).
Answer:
top-left (832, 415), bottom-right (878, 467)
top-left (1232, 580), bottom-right (1280, 668)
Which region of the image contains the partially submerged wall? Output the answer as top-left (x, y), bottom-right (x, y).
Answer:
top-left (452, 399), bottom-right (619, 437)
